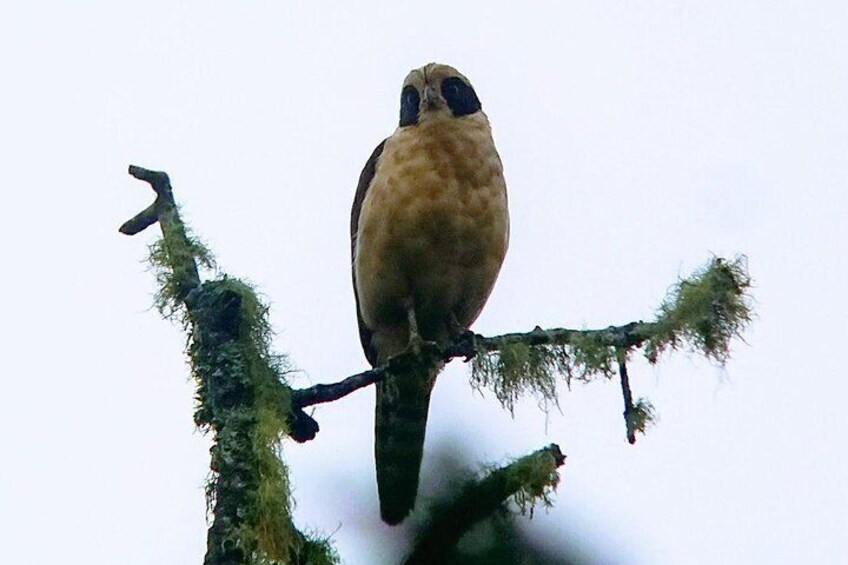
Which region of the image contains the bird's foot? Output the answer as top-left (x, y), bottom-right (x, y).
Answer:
top-left (407, 330), bottom-right (426, 358)
top-left (387, 334), bottom-right (440, 375)
top-left (454, 330), bottom-right (478, 362)
top-left (404, 300), bottom-right (427, 357)
top-left (446, 314), bottom-right (477, 361)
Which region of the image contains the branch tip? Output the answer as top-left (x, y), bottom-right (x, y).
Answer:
top-left (546, 443), bottom-right (566, 466)
top-left (128, 164), bottom-right (171, 191)
top-left (120, 165), bottom-right (178, 236)
top-left (403, 442), bottom-right (567, 565)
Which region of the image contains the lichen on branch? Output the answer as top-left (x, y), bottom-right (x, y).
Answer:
top-left (466, 256), bottom-right (752, 440)
top-left (469, 341), bottom-right (563, 415)
top-left (645, 256), bottom-right (753, 363)
top-left (404, 444), bottom-right (566, 565)
top-left (122, 165), bottom-right (338, 565)
top-left (185, 278), bottom-right (295, 563)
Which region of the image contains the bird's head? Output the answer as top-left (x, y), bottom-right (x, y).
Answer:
top-left (399, 63), bottom-right (482, 127)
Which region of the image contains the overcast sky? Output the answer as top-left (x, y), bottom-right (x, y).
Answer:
top-left (2, 2), bottom-right (846, 564)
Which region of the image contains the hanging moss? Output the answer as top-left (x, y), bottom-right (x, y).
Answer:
top-left (470, 330), bottom-right (622, 414)
top-left (504, 445), bottom-right (562, 517)
top-left (566, 332), bottom-right (617, 382)
top-left (625, 398), bottom-right (656, 437)
top-left (468, 256), bottom-right (752, 424)
top-left (645, 255), bottom-right (753, 363)
top-left (290, 533), bottom-right (342, 565)
top-left (470, 341), bottom-right (561, 414)
top-left (147, 214), bottom-right (215, 323)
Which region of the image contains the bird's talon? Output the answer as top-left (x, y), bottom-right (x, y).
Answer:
top-left (408, 333), bottom-right (424, 357)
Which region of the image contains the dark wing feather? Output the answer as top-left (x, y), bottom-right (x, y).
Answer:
top-left (351, 139), bottom-right (387, 367)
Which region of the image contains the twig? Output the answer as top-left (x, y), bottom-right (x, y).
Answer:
top-left (291, 367), bottom-right (384, 408)
top-left (617, 349), bottom-right (637, 444)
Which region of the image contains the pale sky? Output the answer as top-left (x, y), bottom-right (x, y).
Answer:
top-left (1, 2), bottom-right (846, 564)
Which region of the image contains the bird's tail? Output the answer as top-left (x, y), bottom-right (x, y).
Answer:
top-left (375, 362), bottom-right (441, 525)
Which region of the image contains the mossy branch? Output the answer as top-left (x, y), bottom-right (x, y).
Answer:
top-left (293, 256), bottom-right (751, 444)
top-left (403, 444), bottom-right (566, 565)
top-left (121, 165), bottom-right (338, 565)
top-left (468, 255), bottom-right (750, 441)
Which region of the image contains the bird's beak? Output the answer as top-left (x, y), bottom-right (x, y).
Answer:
top-left (423, 84), bottom-right (439, 109)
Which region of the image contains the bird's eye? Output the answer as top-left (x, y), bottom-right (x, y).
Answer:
top-left (440, 77), bottom-right (481, 117)
top-left (399, 85), bottom-right (420, 127)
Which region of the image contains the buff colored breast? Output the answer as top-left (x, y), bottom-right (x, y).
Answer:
top-left (354, 112), bottom-right (509, 360)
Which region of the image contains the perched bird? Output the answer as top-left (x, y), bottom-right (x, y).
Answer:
top-left (351, 63), bottom-right (509, 524)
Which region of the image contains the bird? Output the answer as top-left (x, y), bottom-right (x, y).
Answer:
top-left (350, 62), bottom-right (509, 524)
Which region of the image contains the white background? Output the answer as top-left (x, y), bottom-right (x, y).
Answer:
top-left (1, 2), bottom-right (846, 563)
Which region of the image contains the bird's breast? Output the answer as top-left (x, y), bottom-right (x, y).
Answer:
top-left (354, 115), bottom-right (509, 343)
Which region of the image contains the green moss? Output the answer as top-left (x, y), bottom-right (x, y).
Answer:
top-left (147, 228), bottom-right (336, 562)
top-left (291, 534), bottom-right (342, 565)
top-left (137, 185), bottom-right (341, 564)
top-left (147, 220), bottom-right (215, 323)
top-left (470, 256), bottom-right (751, 420)
top-left (469, 333), bottom-right (617, 414)
top-left (470, 341), bottom-right (560, 414)
top-left (187, 277), bottom-right (299, 563)
top-left (505, 447), bottom-right (561, 518)
top-left (626, 398), bottom-right (656, 437)
top-left (645, 255), bottom-right (753, 363)
top-left (567, 332), bottom-right (616, 381)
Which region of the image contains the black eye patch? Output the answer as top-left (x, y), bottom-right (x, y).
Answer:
top-left (440, 77), bottom-right (481, 117)
top-left (399, 85), bottom-right (420, 127)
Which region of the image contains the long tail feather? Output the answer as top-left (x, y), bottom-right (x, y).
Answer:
top-left (375, 363), bottom-right (440, 524)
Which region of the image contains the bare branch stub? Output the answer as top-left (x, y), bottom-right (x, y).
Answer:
top-left (119, 165), bottom-right (175, 235)
top-left (291, 367), bottom-right (385, 409)
top-left (289, 407), bottom-right (320, 443)
top-left (617, 350), bottom-right (637, 444)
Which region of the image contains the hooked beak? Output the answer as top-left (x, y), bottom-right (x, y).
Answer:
top-left (423, 84), bottom-right (440, 109)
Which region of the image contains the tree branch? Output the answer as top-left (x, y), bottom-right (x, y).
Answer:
top-left (290, 322), bottom-right (653, 409)
top-left (292, 255), bottom-right (751, 445)
top-left (475, 321), bottom-right (651, 352)
top-left (292, 367), bottom-right (384, 408)
top-left (404, 444), bottom-right (566, 565)
top-left (121, 165), bottom-right (337, 565)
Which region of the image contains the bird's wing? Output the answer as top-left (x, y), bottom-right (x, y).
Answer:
top-left (351, 139), bottom-right (387, 367)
